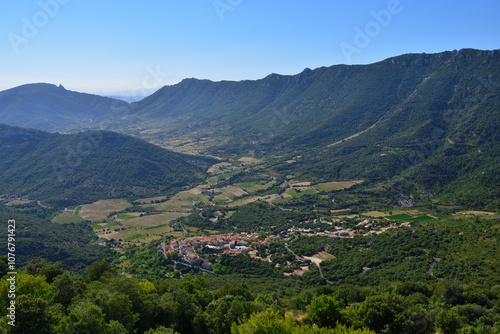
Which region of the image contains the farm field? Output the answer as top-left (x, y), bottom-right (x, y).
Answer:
top-left (141, 186), bottom-right (204, 212)
top-left (80, 199), bottom-right (132, 221)
top-left (122, 212), bottom-right (188, 228)
top-left (237, 180), bottom-right (276, 192)
top-left (313, 180), bottom-right (363, 191)
top-left (53, 208), bottom-right (87, 224)
top-left (95, 211), bottom-right (189, 244)
top-left (238, 156), bottom-right (263, 165)
top-left (227, 194), bottom-right (277, 207)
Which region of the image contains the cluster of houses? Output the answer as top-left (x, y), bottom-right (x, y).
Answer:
top-left (287, 226), bottom-right (354, 238)
top-left (157, 232), bottom-right (271, 271)
top-left (156, 214), bottom-right (413, 273)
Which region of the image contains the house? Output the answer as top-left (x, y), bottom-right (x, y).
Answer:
top-left (201, 260), bottom-right (213, 271)
top-left (295, 270), bottom-right (306, 276)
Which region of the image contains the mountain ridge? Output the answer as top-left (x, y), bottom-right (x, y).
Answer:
top-left (1, 48), bottom-right (498, 209)
top-left (0, 123), bottom-right (216, 207)
top-left (0, 83), bottom-right (129, 132)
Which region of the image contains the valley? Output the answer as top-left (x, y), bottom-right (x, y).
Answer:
top-left (38, 150), bottom-right (498, 284)
top-left (0, 48), bottom-right (499, 334)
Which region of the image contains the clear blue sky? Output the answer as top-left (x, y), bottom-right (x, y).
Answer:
top-left (1, 0), bottom-right (499, 95)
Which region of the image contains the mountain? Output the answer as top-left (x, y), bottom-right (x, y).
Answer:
top-left (117, 49), bottom-right (499, 209)
top-left (0, 123), bottom-right (216, 207)
top-left (117, 49), bottom-right (498, 153)
top-left (106, 95), bottom-right (146, 103)
top-left (1, 49), bottom-right (498, 208)
top-left (0, 83), bottom-right (128, 132)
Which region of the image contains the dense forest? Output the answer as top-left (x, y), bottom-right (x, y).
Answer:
top-left (1, 256), bottom-right (499, 333)
top-left (0, 124), bottom-right (215, 207)
top-left (2, 198), bottom-right (498, 333)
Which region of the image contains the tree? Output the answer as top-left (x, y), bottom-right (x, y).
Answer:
top-left (0, 256), bottom-right (9, 278)
top-left (24, 257), bottom-right (64, 283)
top-left (11, 295), bottom-right (50, 334)
top-left (206, 295), bottom-right (254, 334)
top-left (107, 320), bottom-right (129, 334)
top-left (51, 272), bottom-right (76, 306)
top-left (0, 273), bottom-right (53, 316)
top-left (399, 307), bottom-right (434, 334)
top-left (356, 294), bottom-right (404, 333)
top-left (85, 259), bottom-right (114, 282)
top-left (308, 295), bottom-right (342, 328)
top-left (231, 308), bottom-right (374, 334)
top-left (55, 301), bottom-right (109, 334)
top-left (144, 326), bottom-right (179, 334)
top-left (85, 288), bottom-right (138, 332)
top-left (443, 283), bottom-right (466, 306)
top-left (435, 309), bottom-right (463, 334)
top-left (230, 308), bottom-right (300, 334)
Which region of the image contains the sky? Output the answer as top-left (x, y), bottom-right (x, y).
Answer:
top-left (1, 0), bottom-right (499, 96)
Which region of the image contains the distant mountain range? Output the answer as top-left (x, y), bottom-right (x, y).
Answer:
top-left (0, 123), bottom-right (215, 207)
top-left (0, 83), bottom-right (128, 132)
top-left (0, 48), bottom-right (498, 209)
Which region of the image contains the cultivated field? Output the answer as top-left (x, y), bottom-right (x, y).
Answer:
top-left (53, 208), bottom-right (87, 224)
top-left (95, 211), bottom-right (189, 243)
top-left (238, 156), bottom-right (263, 165)
top-left (122, 212), bottom-right (188, 228)
top-left (207, 162), bottom-right (232, 174)
top-left (313, 180), bottom-right (364, 192)
top-left (80, 199), bottom-right (132, 222)
top-left (228, 194), bottom-right (277, 207)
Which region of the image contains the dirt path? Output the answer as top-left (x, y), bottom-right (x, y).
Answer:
top-left (303, 255), bottom-right (325, 278)
top-left (269, 180), bottom-right (292, 207)
top-left (427, 257), bottom-right (441, 276)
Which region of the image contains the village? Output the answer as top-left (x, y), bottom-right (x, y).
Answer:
top-left (157, 213), bottom-right (412, 273)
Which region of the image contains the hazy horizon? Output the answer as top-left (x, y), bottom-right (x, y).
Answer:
top-left (1, 0), bottom-right (499, 94)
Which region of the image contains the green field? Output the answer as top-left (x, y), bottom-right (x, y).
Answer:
top-left (287, 189), bottom-right (317, 198)
top-left (117, 214), bottom-right (137, 220)
top-left (238, 182), bottom-right (258, 189)
top-left (313, 181), bottom-right (357, 192)
top-left (125, 234), bottom-right (144, 241)
top-left (433, 213), bottom-right (451, 218)
top-left (386, 214), bottom-right (414, 220)
top-left (53, 214), bottom-right (86, 224)
top-left (238, 180), bottom-right (275, 192)
top-left (144, 224), bottom-right (168, 230)
top-left (103, 221), bottom-right (121, 228)
top-left (386, 214), bottom-right (435, 222)
top-left (408, 215), bottom-right (435, 222)
top-left (208, 176), bottom-right (219, 185)
top-left (74, 205), bottom-right (83, 215)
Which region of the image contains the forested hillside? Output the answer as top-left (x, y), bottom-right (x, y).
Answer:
top-left (0, 124), bottom-right (215, 207)
top-left (0, 83), bottom-right (127, 132)
top-left (1, 50), bottom-right (498, 208)
top-left (1, 215), bottom-right (499, 333)
top-left (109, 49), bottom-right (500, 209)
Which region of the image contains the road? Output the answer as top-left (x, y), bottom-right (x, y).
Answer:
top-left (269, 180), bottom-right (292, 207)
top-left (427, 258), bottom-right (441, 276)
top-left (37, 200), bottom-right (50, 208)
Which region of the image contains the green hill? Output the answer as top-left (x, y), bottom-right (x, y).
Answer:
top-left (117, 49), bottom-right (499, 209)
top-left (0, 208), bottom-right (114, 272)
top-left (113, 50), bottom-right (497, 153)
top-left (0, 83), bottom-right (127, 132)
top-left (0, 124), bottom-right (216, 207)
top-left (1, 49), bottom-right (498, 209)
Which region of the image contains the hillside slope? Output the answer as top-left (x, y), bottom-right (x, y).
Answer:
top-left (0, 83), bottom-right (127, 132)
top-left (1, 49), bottom-right (498, 209)
top-left (123, 49), bottom-right (499, 208)
top-left (0, 124), bottom-right (215, 207)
